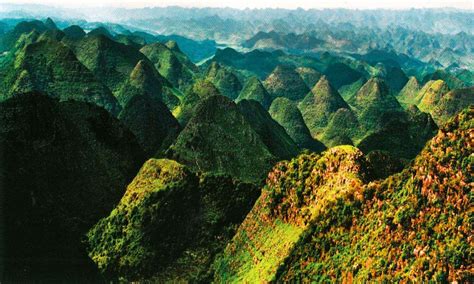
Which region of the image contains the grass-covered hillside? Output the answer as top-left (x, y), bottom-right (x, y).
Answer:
top-left (214, 107), bottom-right (473, 282)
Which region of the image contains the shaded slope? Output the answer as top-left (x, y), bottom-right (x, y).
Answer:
top-left (0, 93), bottom-right (145, 282)
top-left (324, 62), bottom-right (364, 89)
top-left (206, 62), bottom-right (242, 100)
top-left (357, 107), bottom-right (438, 159)
top-left (118, 94), bottom-right (181, 157)
top-left (168, 95), bottom-right (275, 182)
top-left (235, 76), bottom-right (272, 109)
top-left (237, 99), bottom-right (300, 160)
top-left (269, 97), bottom-right (326, 153)
top-left (4, 38), bottom-right (120, 115)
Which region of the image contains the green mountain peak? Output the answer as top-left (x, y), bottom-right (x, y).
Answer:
top-left (235, 76), bottom-right (272, 109)
top-left (299, 75), bottom-right (351, 136)
top-left (269, 97), bottom-right (326, 153)
top-left (264, 65), bottom-right (310, 101)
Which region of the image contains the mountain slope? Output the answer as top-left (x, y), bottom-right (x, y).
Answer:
top-left (72, 34), bottom-right (149, 93)
top-left (299, 76), bottom-right (351, 136)
top-left (140, 42), bottom-right (197, 90)
top-left (348, 77), bottom-right (403, 133)
top-left (431, 87), bottom-right (474, 125)
top-left (168, 95), bottom-right (276, 182)
top-left (214, 106), bottom-right (472, 282)
top-left (397, 76), bottom-right (421, 106)
top-left (0, 93), bottom-right (145, 282)
top-left (214, 146), bottom-right (371, 282)
top-left (235, 76), bottom-right (272, 109)
top-left (269, 97), bottom-right (326, 153)
top-left (118, 94), bottom-right (181, 157)
top-left (3, 38), bottom-right (120, 115)
top-left (87, 159), bottom-right (260, 281)
top-left (206, 62), bottom-right (242, 100)
top-left (237, 99), bottom-right (300, 160)
top-left (264, 65), bottom-right (310, 101)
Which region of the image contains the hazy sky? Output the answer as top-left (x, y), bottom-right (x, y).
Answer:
top-left (2, 0), bottom-right (473, 9)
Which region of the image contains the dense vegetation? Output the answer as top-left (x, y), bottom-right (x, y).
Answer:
top-left (0, 12), bottom-right (472, 282)
top-left (215, 107), bottom-right (473, 282)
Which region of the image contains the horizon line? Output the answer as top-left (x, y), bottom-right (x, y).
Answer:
top-left (1, 2), bottom-right (473, 11)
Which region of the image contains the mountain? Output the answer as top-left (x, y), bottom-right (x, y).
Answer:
top-left (214, 145), bottom-right (372, 282)
top-left (384, 66), bottom-right (409, 93)
top-left (71, 34), bottom-right (149, 93)
top-left (116, 59), bottom-right (177, 109)
top-left (299, 76), bottom-right (351, 136)
top-left (0, 93), bottom-right (145, 282)
top-left (357, 107), bottom-right (438, 159)
top-left (205, 62), bottom-right (242, 100)
top-left (422, 70), bottom-right (466, 90)
top-left (62, 25), bottom-right (86, 40)
top-left (348, 77), bottom-right (403, 133)
top-left (397, 76), bottom-right (421, 106)
top-left (175, 79), bottom-right (220, 125)
top-left (269, 97), bottom-right (326, 153)
top-left (264, 65), bottom-right (310, 101)
top-left (243, 31), bottom-right (325, 51)
top-left (0, 20), bottom-right (49, 52)
top-left (87, 159), bottom-right (260, 281)
top-left (118, 94), bottom-right (181, 157)
top-left (320, 108), bottom-right (360, 147)
top-left (87, 26), bottom-right (114, 39)
top-left (295, 67), bottom-right (322, 89)
top-left (3, 37), bottom-right (121, 115)
top-left (140, 42), bottom-right (198, 90)
top-left (237, 99), bottom-right (300, 160)
top-left (324, 63), bottom-right (364, 89)
top-left (417, 79), bottom-right (450, 113)
top-left (210, 48), bottom-right (321, 80)
top-left (214, 106), bottom-right (472, 282)
top-left (235, 76), bottom-right (272, 109)
top-left (431, 87), bottom-right (474, 125)
top-left (168, 95), bottom-right (276, 182)
top-left (338, 77), bottom-right (367, 101)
